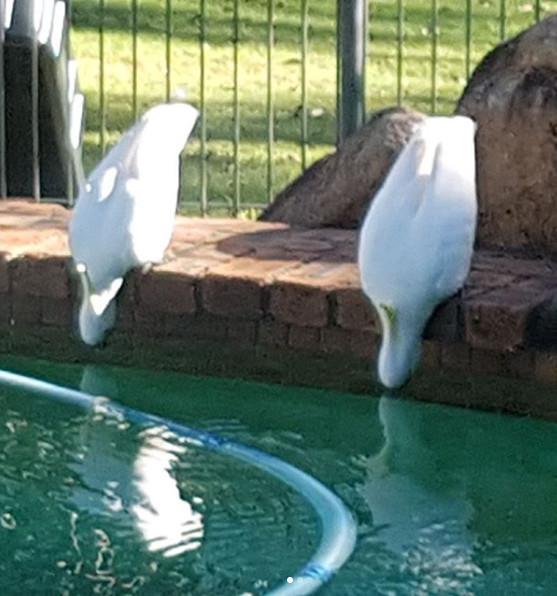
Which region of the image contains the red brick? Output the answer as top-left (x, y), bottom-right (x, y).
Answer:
top-left (12, 294), bottom-right (41, 324)
top-left (470, 348), bottom-right (505, 377)
top-left (227, 320), bottom-right (257, 347)
top-left (0, 293), bottom-right (10, 323)
top-left (424, 296), bottom-right (461, 342)
top-left (0, 254), bottom-right (10, 292)
top-left (269, 283), bottom-right (328, 327)
top-left (12, 256), bottom-right (70, 298)
top-left (421, 340), bottom-right (440, 369)
top-left (134, 309), bottom-right (165, 335)
top-left (504, 349), bottom-right (535, 380)
top-left (137, 270), bottom-right (196, 314)
top-left (116, 303), bottom-right (135, 331)
top-left (189, 314), bottom-right (227, 341)
top-left (201, 275), bottom-right (262, 319)
top-left (321, 326), bottom-right (377, 360)
top-left (164, 313), bottom-right (228, 342)
top-left (440, 342), bottom-right (471, 373)
top-left (273, 260), bottom-right (358, 289)
top-left (534, 352), bottom-right (557, 385)
top-left (257, 319), bottom-right (289, 349)
top-left (41, 297), bottom-right (72, 327)
top-left (464, 286), bottom-right (551, 351)
top-left (288, 325), bottom-right (321, 352)
top-left (333, 287), bottom-right (378, 331)
top-left (119, 272), bottom-right (139, 309)
top-left (207, 256), bottom-right (294, 283)
top-left (163, 313), bottom-right (195, 338)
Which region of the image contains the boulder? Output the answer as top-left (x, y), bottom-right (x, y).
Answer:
top-left (259, 106), bottom-right (426, 229)
top-left (456, 14), bottom-right (557, 254)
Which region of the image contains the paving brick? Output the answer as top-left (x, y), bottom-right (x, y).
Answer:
top-left (207, 256), bottom-right (296, 283)
top-left (333, 287), bottom-right (378, 331)
top-left (274, 260), bottom-right (359, 289)
top-left (137, 270), bottom-right (196, 315)
top-left (11, 256), bottom-right (70, 298)
top-left (269, 283), bottom-right (328, 327)
top-left (201, 275), bottom-right (263, 319)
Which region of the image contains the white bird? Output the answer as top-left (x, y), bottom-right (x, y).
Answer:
top-left (358, 115), bottom-right (477, 389)
top-left (69, 102), bottom-right (199, 346)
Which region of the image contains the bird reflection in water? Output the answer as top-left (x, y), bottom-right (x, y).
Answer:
top-left (72, 365), bottom-right (205, 559)
top-left (131, 426), bottom-right (204, 557)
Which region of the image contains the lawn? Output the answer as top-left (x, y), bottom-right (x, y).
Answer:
top-left (70, 0), bottom-right (556, 215)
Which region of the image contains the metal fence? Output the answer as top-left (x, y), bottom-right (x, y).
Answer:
top-left (1, 1), bottom-right (556, 213)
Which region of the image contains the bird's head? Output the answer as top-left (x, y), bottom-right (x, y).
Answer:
top-left (376, 303), bottom-right (422, 390)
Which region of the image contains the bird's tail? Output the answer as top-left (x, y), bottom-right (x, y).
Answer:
top-left (75, 263), bottom-right (123, 346)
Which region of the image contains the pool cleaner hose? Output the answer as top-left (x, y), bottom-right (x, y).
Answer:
top-left (0, 368), bottom-right (357, 595)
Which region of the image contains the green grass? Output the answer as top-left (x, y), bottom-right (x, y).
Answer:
top-left (70, 0), bottom-right (556, 215)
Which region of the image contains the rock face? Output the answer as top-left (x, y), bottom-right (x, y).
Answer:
top-left (456, 14), bottom-right (557, 254)
top-left (259, 106), bottom-right (426, 229)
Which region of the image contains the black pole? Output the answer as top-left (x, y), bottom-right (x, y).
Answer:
top-left (337, 0), bottom-right (366, 145)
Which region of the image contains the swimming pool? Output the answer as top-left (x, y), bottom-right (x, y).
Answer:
top-left (1, 355), bottom-right (557, 595)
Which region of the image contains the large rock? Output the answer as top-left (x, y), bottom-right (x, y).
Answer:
top-left (259, 106), bottom-right (426, 228)
top-left (456, 14), bottom-right (557, 254)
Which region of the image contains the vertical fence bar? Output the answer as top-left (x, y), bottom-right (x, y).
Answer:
top-left (165, 0), bottom-right (172, 102)
top-left (131, 0), bottom-right (139, 120)
top-left (31, 2), bottom-right (41, 201)
top-left (0, 0), bottom-right (7, 198)
top-left (232, 0), bottom-right (240, 214)
top-left (266, 0), bottom-right (274, 204)
top-left (335, 0), bottom-right (341, 145)
top-left (430, 0), bottom-right (438, 114)
top-left (300, 0), bottom-right (308, 171)
top-left (66, 0), bottom-right (74, 206)
top-left (338, 0), bottom-right (366, 143)
top-left (465, 0), bottom-right (472, 81)
top-left (199, 0), bottom-right (207, 214)
top-left (534, 0), bottom-right (541, 22)
top-left (499, 0), bottom-right (506, 41)
top-left (99, 0), bottom-right (106, 155)
top-left (396, 0), bottom-right (404, 106)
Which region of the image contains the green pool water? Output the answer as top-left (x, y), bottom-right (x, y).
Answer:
top-left (0, 354), bottom-right (557, 595)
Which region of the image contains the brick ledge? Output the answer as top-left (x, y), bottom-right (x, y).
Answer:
top-left (1, 200), bottom-right (557, 417)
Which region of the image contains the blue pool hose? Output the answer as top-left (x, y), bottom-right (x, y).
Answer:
top-left (0, 368), bottom-right (357, 595)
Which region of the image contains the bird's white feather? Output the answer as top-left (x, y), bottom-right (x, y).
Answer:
top-left (69, 102), bottom-right (199, 346)
top-left (358, 115), bottom-right (477, 388)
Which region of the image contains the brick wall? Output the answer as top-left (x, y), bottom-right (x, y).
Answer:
top-left (2, 201), bottom-right (557, 419)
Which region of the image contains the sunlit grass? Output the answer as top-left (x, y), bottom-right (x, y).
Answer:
top-left (71, 0), bottom-right (552, 214)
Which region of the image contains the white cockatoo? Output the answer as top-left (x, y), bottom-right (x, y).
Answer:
top-left (69, 102), bottom-right (199, 346)
top-left (358, 115), bottom-right (477, 389)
